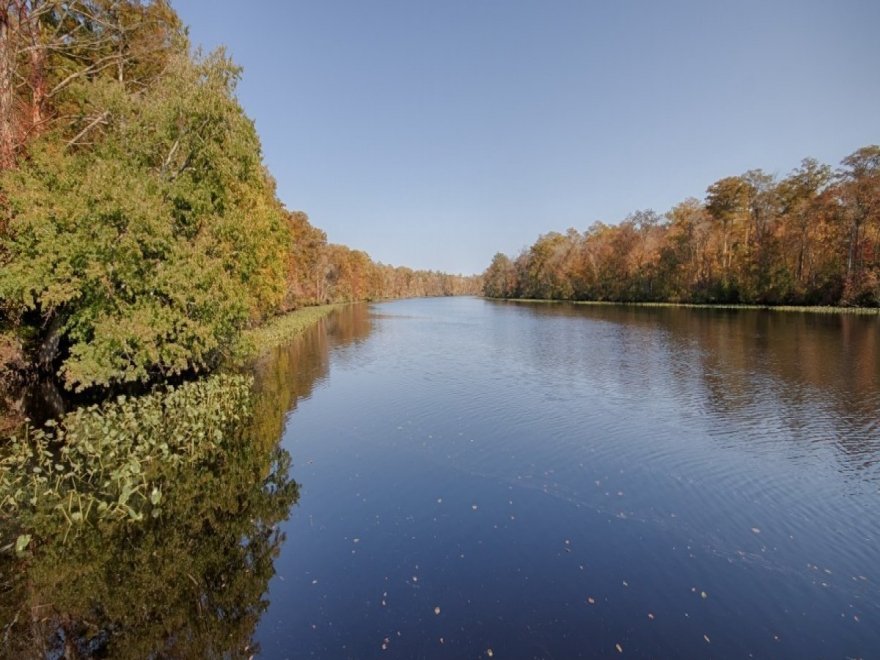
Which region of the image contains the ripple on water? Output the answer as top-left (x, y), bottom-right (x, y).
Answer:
top-left (257, 299), bottom-right (880, 658)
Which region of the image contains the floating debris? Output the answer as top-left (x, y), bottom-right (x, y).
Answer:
top-left (703, 634), bottom-right (711, 644)
top-left (615, 642), bottom-right (623, 653)
top-left (472, 504), bottom-right (479, 511)
top-left (434, 606), bottom-right (441, 615)
top-left (701, 591), bottom-right (708, 599)
top-left (486, 649), bottom-right (494, 657)
top-left (587, 597), bottom-right (596, 605)
top-left (647, 612), bottom-right (655, 620)
top-left (751, 527), bottom-right (761, 534)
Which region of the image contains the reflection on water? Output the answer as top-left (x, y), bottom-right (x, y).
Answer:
top-left (255, 298), bottom-right (879, 658)
top-left (3, 299), bottom-right (879, 658)
top-left (508, 302), bottom-right (880, 480)
top-left (0, 305), bottom-right (373, 658)
top-left (1, 442), bottom-right (298, 658)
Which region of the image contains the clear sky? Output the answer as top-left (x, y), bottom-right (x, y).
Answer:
top-left (174, 1), bottom-right (879, 275)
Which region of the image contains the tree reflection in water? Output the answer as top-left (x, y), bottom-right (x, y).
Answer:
top-left (2, 439), bottom-right (298, 657)
top-left (0, 304), bottom-right (373, 657)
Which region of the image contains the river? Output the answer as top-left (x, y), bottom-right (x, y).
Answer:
top-left (251, 297), bottom-right (879, 658)
top-left (4, 296), bottom-right (879, 658)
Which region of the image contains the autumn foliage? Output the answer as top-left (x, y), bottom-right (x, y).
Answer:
top-left (484, 149), bottom-right (880, 307)
top-left (0, 1), bottom-right (478, 392)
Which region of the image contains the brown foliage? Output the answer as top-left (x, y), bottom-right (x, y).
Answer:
top-left (486, 147), bottom-right (880, 307)
top-left (282, 211), bottom-right (482, 310)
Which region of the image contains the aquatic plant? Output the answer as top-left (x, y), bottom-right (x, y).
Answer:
top-left (0, 374), bottom-right (254, 547)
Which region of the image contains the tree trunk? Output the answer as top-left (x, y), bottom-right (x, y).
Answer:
top-left (0, 5), bottom-right (15, 169)
top-left (37, 312), bottom-right (64, 374)
top-left (847, 218), bottom-right (861, 278)
top-left (28, 3), bottom-right (45, 134)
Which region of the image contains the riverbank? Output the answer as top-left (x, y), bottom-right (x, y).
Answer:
top-left (488, 298), bottom-right (880, 315)
top-left (1, 304), bottom-right (341, 552)
top-left (0, 304), bottom-right (343, 437)
top-left (230, 304), bottom-right (342, 364)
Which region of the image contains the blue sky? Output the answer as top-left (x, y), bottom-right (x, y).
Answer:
top-left (175, 1), bottom-right (879, 275)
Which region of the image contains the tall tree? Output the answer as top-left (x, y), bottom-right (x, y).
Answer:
top-left (838, 146), bottom-right (880, 303)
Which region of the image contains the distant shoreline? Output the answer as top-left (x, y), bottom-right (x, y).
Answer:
top-left (485, 298), bottom-right (880, 315)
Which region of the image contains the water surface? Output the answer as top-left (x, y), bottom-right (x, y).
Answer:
top-left (254, 298), bottom-right (880, 658)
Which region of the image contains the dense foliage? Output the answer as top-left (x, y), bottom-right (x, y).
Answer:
top-left (484, 148), bottom-right (880, 306)
top-left (0, 1), bottom-right (479, 395)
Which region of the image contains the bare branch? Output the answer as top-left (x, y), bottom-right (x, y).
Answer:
top-left (48, 54), bottom-right (121, 97)
top-left (65, 110), bottom-right (109, 149)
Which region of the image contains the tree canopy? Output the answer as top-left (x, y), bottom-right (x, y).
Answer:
top-left (483, 148), bottom-right (880, 307)
top-left (0, 1), bottom-right (480, 393)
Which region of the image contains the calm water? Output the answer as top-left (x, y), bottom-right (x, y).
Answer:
top-left (4, 297), bottom-right (879, 658)
top-left (252, 298), bottom-right (879, 658)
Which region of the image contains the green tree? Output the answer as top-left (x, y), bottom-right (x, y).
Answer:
top-left (0, 50), bottom-right (287, 390)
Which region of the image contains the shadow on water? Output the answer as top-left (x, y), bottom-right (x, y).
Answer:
top-left (0, 304), bottom-right (373, 658)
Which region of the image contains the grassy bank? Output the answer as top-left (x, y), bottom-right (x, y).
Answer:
top-left (489, 298), bottom-right (880, 315)
top-left (230, 304), bottom-right (341, 363)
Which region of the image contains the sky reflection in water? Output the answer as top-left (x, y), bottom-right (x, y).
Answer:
top-left (255, 298), bottom-right (880, 659)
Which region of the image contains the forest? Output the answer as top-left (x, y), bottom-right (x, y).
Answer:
top-left (483, 147), bottom-right (880, 307)
top-left (0, 1), bottom-right (480, 398)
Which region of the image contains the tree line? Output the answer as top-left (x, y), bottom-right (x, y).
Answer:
top-left (483, 147), bottom-right (880, 307)
top-left (0, 1), bottom-right (479, 394)
top-left (283, 210), bottom-right (480, 309)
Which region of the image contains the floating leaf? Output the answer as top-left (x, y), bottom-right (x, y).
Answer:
top-left (15, 534), bottom-right (31, 556)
